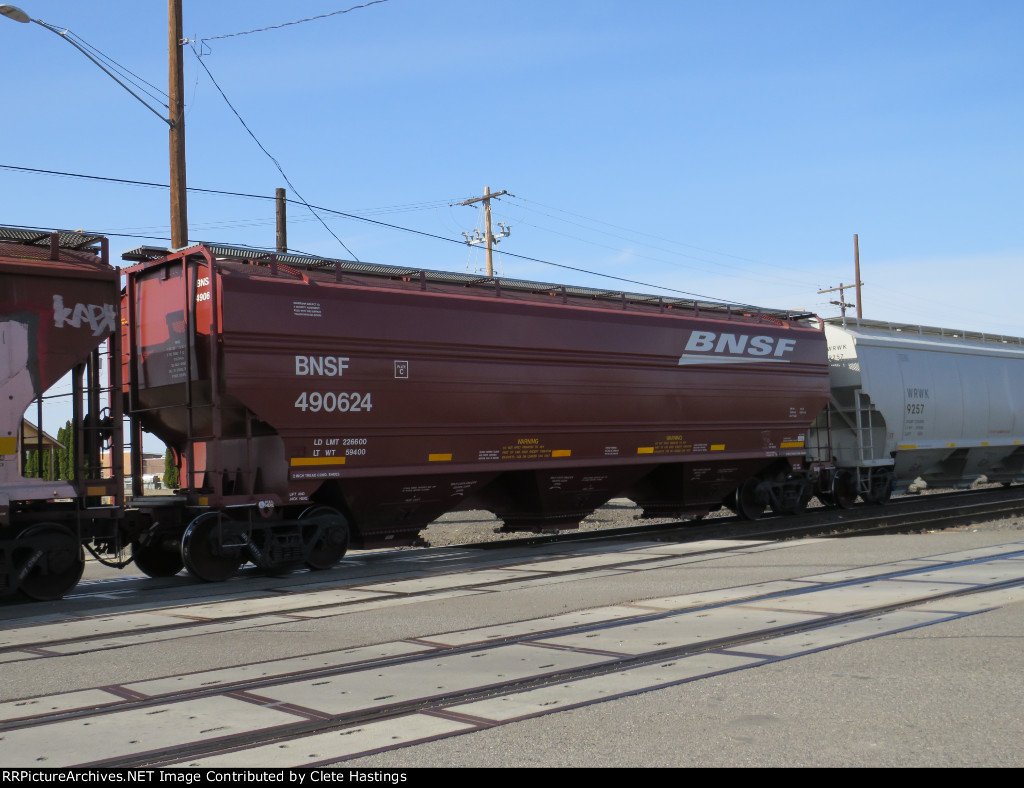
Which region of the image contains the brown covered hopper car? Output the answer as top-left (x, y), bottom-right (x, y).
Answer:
top-left (0, 228), bottom-right (123, 600)
top-left (122, 242), bottom-right (831, 582)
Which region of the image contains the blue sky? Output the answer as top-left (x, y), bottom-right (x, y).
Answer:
top-left (2, 0), bottom-right (1022, 335)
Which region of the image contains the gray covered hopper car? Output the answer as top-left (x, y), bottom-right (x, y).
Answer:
top-left (812, 317), bottom-right (1024, 503)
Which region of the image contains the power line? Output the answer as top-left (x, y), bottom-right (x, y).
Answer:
top-left (507, 195), bottom-right (825, 283)
top-left (244, 200), bottom-right (761, 306)
top-left (0, 163), bottom-right (261, 198)
top-left (2, 161), bottom-right (826, 289)
top-left (17, 18), bottom-right (172, 127)
top-left (2, 162), bottom-right (764, 306)
top-left (510, 195), bottom-right (771, 268)
top-left (188, 45), bottom-right (360, 261)
top-left (198, 1), bottom-right (392, 43)
top-left (63, 29), bottom-right (168, 107)
top-left (0, 163), bottom-right (458, 216)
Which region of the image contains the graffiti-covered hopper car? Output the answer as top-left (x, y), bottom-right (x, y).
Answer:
top-left (0, 228), bottom-right (122, 599)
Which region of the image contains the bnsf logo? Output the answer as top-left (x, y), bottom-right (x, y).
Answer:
top-left (679, 331), bottom-right (797, 365)
top-left (295, 355), bottom-right (350, 376)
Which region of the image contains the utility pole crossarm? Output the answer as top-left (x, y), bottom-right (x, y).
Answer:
top-left (817, 283), bottom-right (865, 296)
top-left (458, 189), bottom-right (510, 206)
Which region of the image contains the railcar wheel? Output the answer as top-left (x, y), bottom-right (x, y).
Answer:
top-left (832, 471), bottom-right (857, 509)
top-left (736, 478), bottom-right (767, 520)
top-left (181, 512), bottom-right (244, 583)
top-left (132, 540), bottom-right (185, 578)
top-left (16, 523), bottom-right (85, 601)
top-left (299, 505), bottom-right (350, 570)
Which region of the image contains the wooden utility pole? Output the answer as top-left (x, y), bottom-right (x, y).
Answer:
top-left (168, 0), bottom-right (188, 248)
top-left (276, 188), bottom-right (287, 253)
top-left (853, 233), bottom-right (863, 318)
top-left (459, 186), bottom-right (511, 276)
top-left (819, 236), bottom-right (865, 320)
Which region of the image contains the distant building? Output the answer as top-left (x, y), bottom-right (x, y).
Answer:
top-left (19, 419), bottom-right (64, 478)
top-left (101, 451), bottom-right (165, 491)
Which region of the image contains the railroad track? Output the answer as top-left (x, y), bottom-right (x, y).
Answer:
top-left (461, 485), bottom-right (1024, 550)
top-left (4, 486), bottom-right (1021, 661)
top-left (1, 483), bottom-right (1020, 629)
top-left (1, 535), bottom-right (1022, 767)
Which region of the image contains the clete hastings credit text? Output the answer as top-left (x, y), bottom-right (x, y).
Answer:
top-left (1, 771), bottom-right (409, 784)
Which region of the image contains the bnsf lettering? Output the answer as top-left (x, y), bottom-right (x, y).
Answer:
top-left (295, 355), bottom-right (350, 376)
top-left (683, 331), bottom-right (796, 358)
